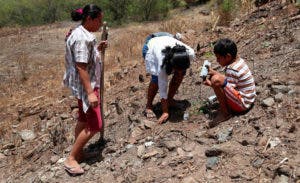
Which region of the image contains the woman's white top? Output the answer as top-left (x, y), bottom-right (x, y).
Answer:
top-left (145, 36), bottom-right (195, 99)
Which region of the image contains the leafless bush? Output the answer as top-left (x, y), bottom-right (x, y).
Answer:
top-left (241, 0), bottom-right (255, 14)
top-left (16, 52), bottom-right (29, 82)
top-left (160, 19), bottom-right (188, 34)
top-left (105, 29), bottom-right (145, 71)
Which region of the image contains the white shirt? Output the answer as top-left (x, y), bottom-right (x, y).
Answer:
top-left (63, 25), bottom-right (101, 112)
top-left (145, 36), bottom-right (195, 99)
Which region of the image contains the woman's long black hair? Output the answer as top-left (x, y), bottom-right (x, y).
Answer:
top-left (161, 44), bottom-right (190, 75)
top-left (161, 46), bottom-right (173, 75)
top-left (71, 4), bottom-right (102, 22)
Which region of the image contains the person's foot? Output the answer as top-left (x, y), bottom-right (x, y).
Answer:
top-left (143, 109), bottom-right (156, 119)
top-left (64, 158), bottom-right (84, 176)
top-left (207, 113), bottom-right (231, 128)
top-left (158, 112), bottom-right (169, 124)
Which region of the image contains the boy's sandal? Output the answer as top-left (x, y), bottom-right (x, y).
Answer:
top-left (143, 109), bottom-right (156, 118)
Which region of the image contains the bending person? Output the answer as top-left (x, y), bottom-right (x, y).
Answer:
top-left (143, 35), bottom-right (195, 124)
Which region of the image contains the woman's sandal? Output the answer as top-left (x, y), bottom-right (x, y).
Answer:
top-left (64, 164), bottom-right (84, 176)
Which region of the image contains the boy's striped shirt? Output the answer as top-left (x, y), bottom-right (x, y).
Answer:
top-left (225, 58), bottom-right (256, 108)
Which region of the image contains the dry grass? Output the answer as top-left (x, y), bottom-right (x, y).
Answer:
top-left (160, 19), bottom-right (189, 34)
top-left (241, 0), bottom-right (255, 14)
top-left (104, 12), bottom-right (210, 76)
top-left (0, 24), bottom-right (68, 141)
top-left (0, 27), bottom-right (21, 38)
top-left (208, 0), bottom-right (256, 27)
top-left (0, 4), bottom-right (213, 142)
top-left (16, 52), bottom-right (29, 82)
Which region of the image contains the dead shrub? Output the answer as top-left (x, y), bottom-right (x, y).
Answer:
top-left (105, 28), bottom-right (146, 71)
top-left (241, 0), bottom-right (255, 14)
top-left (159, 19), bottom-right (188, 34)
top-left (16, 52), bottom-right (29, 82)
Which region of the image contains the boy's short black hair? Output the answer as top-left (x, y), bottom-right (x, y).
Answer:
top-left (213, 38), bottom-right (237, 58)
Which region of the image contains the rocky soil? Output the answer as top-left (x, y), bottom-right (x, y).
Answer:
top-left (0, 1), bottom-right (299, 183)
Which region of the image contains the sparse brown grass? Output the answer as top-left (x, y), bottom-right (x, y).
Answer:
top-left (0, 4), bottom-right (212, 143)
top-left (241, 0), bottom-right (255, 14)
top-left (0, 27), bottom-right (21, 38)
top-left (160, 19), bottom-right (189, 34)
top-left (16, 52), bottom-right (29, 82)
top-left (208, 0), bottom-right (256, 27)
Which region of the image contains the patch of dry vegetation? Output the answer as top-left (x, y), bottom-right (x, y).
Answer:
top-left (0, 1), bottom-right (258, 145)
top-left (0, 4), bottom-right (212, 141)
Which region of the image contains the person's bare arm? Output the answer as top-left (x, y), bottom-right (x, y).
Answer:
top-left (204, 67), bottom-right (226, 87)
top-left (76, 63), bottom-right (98, 107)
top-left (97, 40), bottom-right (108, 52)
top-left (204, 67), bottom-right (218, 86)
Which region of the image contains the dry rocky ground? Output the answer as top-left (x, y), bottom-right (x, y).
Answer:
top-left (0, 1), bottom-right (299, 183)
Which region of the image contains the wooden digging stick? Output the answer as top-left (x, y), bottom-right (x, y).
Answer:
top-left (99, 22), bottom-right (108, 143)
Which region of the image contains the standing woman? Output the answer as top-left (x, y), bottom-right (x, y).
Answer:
top-left (63, 4), bottom-right (106, 175)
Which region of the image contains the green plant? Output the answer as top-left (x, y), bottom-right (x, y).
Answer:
top-left (129, 0), bottom-right (173, 21)
top-left (262, 41), bottom-right (271, 48)
top-left (204, 51), bottom-right (214, 58)
top-left (171, 0), bottom-right (186, 7)
top-left (221, 0), bottom-right (234, 12)
top-left (0, 0), bottom-right (179, 27)
top-left (190, 99), bottom-right (210, 115)
top-left (209, 0), bottom-right (239, 26)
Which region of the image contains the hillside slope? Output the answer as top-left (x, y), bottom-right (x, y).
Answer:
top-left (0, 2), bottom-right (299, 182)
